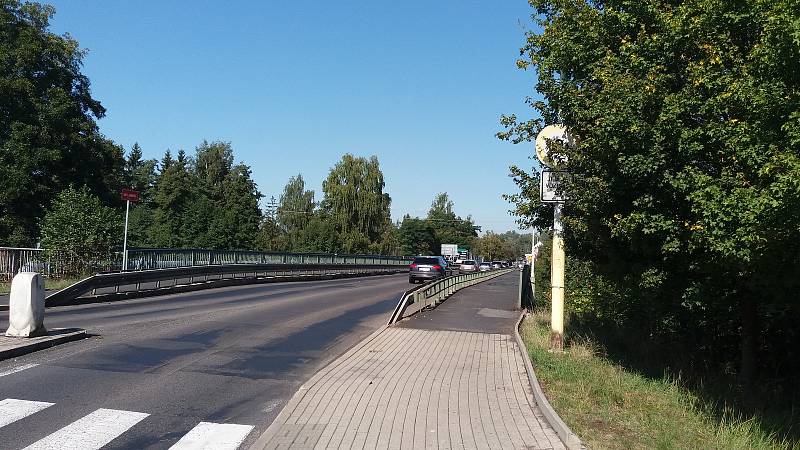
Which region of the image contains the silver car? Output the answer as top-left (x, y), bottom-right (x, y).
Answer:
top-left (479, 262), bottom-right (492, 272)
top-left (459, 260), bottom-right (479, 274)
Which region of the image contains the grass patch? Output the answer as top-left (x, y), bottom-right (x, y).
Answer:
top-left (0, 276), bottom-right (84, 295)
top-left (520, 309), bottom-right (796, 450)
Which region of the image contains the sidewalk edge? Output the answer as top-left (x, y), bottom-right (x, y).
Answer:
top-left (514, 312), bottom-right (583, 450)
top-left (249, 323), bottom-right (390, 449)
top-left (0, 329), bottom-right (87, 361)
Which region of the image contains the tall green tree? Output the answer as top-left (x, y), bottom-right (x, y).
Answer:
top-left (150, 150), bottom-right (194, 247)
top-left (398, 216), bottom-right (439, 256)
top-left (194, 140), bottom-right (233, 198)
top-left (123, 143), bottom-right (158, 247)
top-left (501, 0), bottom-right (800, 385)
top-left (321, 154), bottom-right (392, 253)
top-left (426, 192), bottom-right (478, 248)
top-left (277, 174), bottom-right (315, 249)
top-left (212, 163), bottom-right (262, 249)
top-left (0, 1), bottom-right (125, 246)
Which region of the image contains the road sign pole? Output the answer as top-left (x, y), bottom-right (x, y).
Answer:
top-left (530, 228), bottom-right (537, 299)
top-left (534, 124), bottom-right (575, 352)
top-left (122, 199), bottom-right (130, 271)
top-left (551, 202), bottom-right (565, 351)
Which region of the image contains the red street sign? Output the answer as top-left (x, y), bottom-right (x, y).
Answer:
top-left (121, 188), bottom-right (140, 203)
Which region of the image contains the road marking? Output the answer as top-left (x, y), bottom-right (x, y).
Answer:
top-left (0, 398), bottom-right (54, 428)
top-left (169, 422), bottom-right (254, 449)
top-left (0, 363), bottom-right (38, 377)
top-left (23, 408), bottom-right (149, 450)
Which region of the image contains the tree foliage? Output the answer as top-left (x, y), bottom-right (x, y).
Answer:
top-left (321, 154), bottom-right (393, 253)
top-left (426, 192), bottom-right (478, 247)
top-left (399, 216), bottom-right (439, 256)
top-left (40, 186), bottom-right (120, 273)
top-left (277, 174), bottom-right (315, 247)
top-left (0, 0), bottom-right (124, 246)
top-left (502, 0), bottom-right (800, 389)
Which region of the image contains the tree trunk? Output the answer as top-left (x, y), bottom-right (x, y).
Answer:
top-left (739, 294), bottom-right (758, 387)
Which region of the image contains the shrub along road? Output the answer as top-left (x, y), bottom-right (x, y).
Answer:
top-left (0, 274), bottom-right (408, 449)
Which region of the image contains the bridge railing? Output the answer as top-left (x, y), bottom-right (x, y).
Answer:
top-left (1, 246), bottom-right (412, 280)
top-left (388, 268), bottom-right (515, 324)
top-left (0, 247), bottom-right (115, 281)
top-left (46, 262), bottom-right (410, 306)
top-left (124, 248), bottom-right (411, 270)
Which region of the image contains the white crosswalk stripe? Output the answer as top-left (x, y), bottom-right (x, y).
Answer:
top-left (0, 398), bottom-right (53, 428)
top-left (169, 421), bottom-right (254, 450)
top-left (0, 363), bottom-right (38, 378)
top-left (0, 397), bottom-right (254, 450)
top-left (22, 407), bottom-right (149, 450)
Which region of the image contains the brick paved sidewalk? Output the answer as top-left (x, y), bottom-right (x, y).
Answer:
top-left (252, 275), bottom-right (565, 450)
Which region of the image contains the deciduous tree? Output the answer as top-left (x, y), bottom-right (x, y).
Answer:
top-left (0, 0), bottom-right (124, 245)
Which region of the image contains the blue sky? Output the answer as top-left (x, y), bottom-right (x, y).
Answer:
top-left (45, 1), bottom-right (541, 233)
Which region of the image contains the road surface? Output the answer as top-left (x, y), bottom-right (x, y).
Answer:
top-left (0, 274), bottom-right (408, 449)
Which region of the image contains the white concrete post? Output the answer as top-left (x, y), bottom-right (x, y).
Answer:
top-left (5, 272), bottom-right (47, 337)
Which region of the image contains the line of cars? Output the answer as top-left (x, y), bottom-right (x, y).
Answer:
top-left (407, 256), bottom-right (517, 284)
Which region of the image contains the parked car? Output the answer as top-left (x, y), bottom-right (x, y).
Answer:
top-left (459, 260), bottom-right (479, 274)
top-left (491, 261), bottom-right (504, 269)
top-left (479, 262), bottom-right (492, 272)
top-left (409, 256), bottom-right (449, 284)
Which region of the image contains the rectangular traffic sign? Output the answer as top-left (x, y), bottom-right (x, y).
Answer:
top-left (121, 188), bottom-right (140, 203)
top-left (540, 170), bottom-right (570, 203)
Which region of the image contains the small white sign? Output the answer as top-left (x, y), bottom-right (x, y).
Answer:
top-left (541, 170), bottom-right (570, 203)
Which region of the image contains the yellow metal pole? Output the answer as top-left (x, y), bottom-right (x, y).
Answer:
top-left (551, 203), bottom-right (565, 351)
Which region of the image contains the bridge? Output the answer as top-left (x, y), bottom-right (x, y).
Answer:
top-left (0, 252), bottom-right (576, 449)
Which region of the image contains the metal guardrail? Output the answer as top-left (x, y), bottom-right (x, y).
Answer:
top-left (125, 248), bottom-right (411, 270)
top-left (1, 246), bottom-right (412, 280)
top-left (388, 268), bottom-right (515, 324)
top-left (0, 247), bottom-right (109, 280)
top-left (46, 262), bottom-right (408, 306)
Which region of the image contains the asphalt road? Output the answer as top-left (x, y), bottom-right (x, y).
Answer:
top-left (0, 273), bottom-right (409, 449)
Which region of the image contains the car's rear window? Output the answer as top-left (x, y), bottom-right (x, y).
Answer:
top-left (463, 260), bottom-right (476, 265)
top-left (413, 257), bottom-right (440, 265)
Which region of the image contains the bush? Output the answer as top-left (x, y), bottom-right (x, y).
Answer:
top-left (40, 186), bottom-right (121, 275)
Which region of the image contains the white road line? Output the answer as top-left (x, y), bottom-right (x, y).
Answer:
top-left (169, 422), bottom-right (254, 450)
top-left (0, 363), bottom-right (38, 377)
top-left (0, 398), bottom-right (54, 428)
top-left (23, 408), bottom-right (149, 450)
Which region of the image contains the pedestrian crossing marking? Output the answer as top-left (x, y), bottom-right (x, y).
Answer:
top-left (0, 398), bottom-right (254, 450)
top-left (22, 407), bottom-right (149, 450)
top-left (0, 363), bottom-right (38, 378)
top-left (169, 421), bottom-right (254, 449)
top-left (0, 398), bottom-right (53, 428)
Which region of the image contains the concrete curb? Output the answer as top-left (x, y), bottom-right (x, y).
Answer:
top-left (0, 328), bottom-right (88, 361)
top-left (514, 312), bottom-right (583, 450)
top-left (249, 323), bottom-right (390, 449)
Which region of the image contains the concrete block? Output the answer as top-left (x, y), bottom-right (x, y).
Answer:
top-left (5, 272), bottom-right (47, 338)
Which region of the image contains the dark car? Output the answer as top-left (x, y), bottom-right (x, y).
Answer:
top-left (409, 256), bottom-right (449, 284)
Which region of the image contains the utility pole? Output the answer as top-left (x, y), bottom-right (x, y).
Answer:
top-left (265, 196), bottom-right (278, 221)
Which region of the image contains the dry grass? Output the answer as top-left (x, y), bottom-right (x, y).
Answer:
top-left (0, 276), bottom-right (84, 295)
top-left (520, 310), bottom-right (796, 450)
